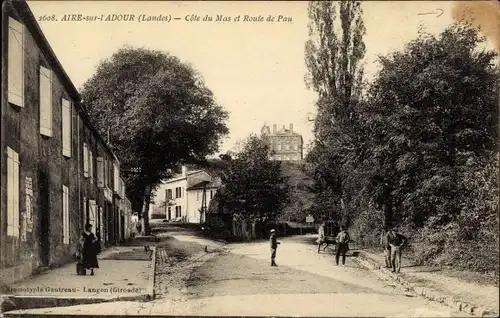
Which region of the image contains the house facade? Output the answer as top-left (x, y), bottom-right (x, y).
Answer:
top-left (151, 166), bottom-right (212, 223)
top-left (186, 178), bottom-right (221, 224)
top-left (0, 1), bottom-right (130, 285)
top-left (261, 123), bottom-right (303, 161)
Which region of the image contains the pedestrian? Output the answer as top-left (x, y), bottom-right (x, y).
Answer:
top-left (316, 221), bottom-right (326, 244)
top-left (79, 223), bottom-right (100, 276)
top-left (381, 227), bottom-right (391, 268)
top-left (386, 228), bottom-right (407, 273)
top-left (335, 226), bottom-right (350, 265)
top-left (270, 229), bottom-right (280, 266)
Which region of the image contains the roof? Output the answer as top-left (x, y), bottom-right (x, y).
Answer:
top-left (9, 1), bottom-right (117, 159)
top-left (162, 169), bottom-right (206, 184)
top-left (187, 178), bottom-right (221, 191)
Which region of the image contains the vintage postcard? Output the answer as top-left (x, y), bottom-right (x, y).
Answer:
top-left (1, 0), bottom-right (499, 317)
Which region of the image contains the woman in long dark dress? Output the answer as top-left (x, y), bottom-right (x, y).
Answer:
top-left (80, 223), bottom-right (99, 275)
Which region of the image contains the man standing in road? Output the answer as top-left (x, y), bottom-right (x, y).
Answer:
top-left (270, 229), bottom-right (280, 266)
top-left (381, 227), bottom-right (392, 268)
top-left (335, 226), bottom-right (350, 265)
top-left (386, 228), bottom-right (407, 273)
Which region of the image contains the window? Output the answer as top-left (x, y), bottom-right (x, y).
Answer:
top-left (89, 150), bottom-right (94, 183)
top-left (7, 147), bottom-right (20, 237)
top-left (39, 66), bottom-right (52, 136)
top-left (293, 143), bottom-right (298, 151)
top-left (62, 185), bottom-right (70, 244)
top-left (277, 143), bottom-right (282, 151)
top-left (175, 206), bottom-right (182, 218)
top-left (8, 18), bottom-right (24, 107)
top-left (210, 190), bottom-right (214, 199)
top-left (167, 207), bottom-right (172, 219)
top-left (284, 143), bottom-right (290, 151)
top-left (166, 189), bottom-right (172, 200)
top-left (175, 187), bottom-right (182, 198)
top-left (83, 143), bottom-right (89, 177)
top-left (62, 98), bottom-right (71, 157)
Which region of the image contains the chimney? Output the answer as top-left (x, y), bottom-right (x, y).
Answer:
top-left (181, 166), bottom-right (187, 177)
top-left (273, 124), bottom-right (277, 134)
top-left (289, 123), bottom-right (293, 133)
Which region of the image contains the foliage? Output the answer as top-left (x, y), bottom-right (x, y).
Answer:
top-left (304, 0), bottom-right (367, 225)
top-left (305, 6), bottom-right (499, 273)
top-left (218, 135), bottom-right (291, 218)
top-left (365, 24), bottom-right (498, 230)
top-left (362, 24), bottom-right (498, 273)
top-left (81, 46), bottom-right (229, 235)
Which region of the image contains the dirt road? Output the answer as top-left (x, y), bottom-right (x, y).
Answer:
top-left (7, 224), bottom-right (470, 316)
top-left (150, 225), bottom-right (468, 317)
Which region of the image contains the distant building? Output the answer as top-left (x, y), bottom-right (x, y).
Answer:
top-left (261, 123), bottom-right (303, 161)
top-left (186, 178), bottom-right (221, 224)
top-left (151, 166), bottom-right (219, 223)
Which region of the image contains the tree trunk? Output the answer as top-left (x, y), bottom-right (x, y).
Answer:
top-left (141, 183), bottom-right (152, 236)
top-left (383, 184), bottom-right (393, 230)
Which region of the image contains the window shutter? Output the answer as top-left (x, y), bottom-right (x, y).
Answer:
top-left (39, 66), bottom-right (52, 136)
top-left (8, 18), bottom-right (24, 107)
top-left (62, 99), bottom-right (71, 157)
top-left (88, 200), bottom-right (96, 231)
top-left (83, 143), bottom-right (88, 177)
top-left (99, 206), bottom-right (104, 242)
top-left (62, 185), bottom-right (70, 244)
top-left (89, 150), bottom-right (93, 182)
top-left (103, 159), bottom-right (108, 187)
top-left (83, 196), bottom-right (87, 226)
top-left (114, 162), bottom-right (119, 193)
top-left (97, 157), bottom-right (104, 188)
top-left (7, 147), bottom-right (20, 237)
top-left (13, 150), bottom-right (19, 238)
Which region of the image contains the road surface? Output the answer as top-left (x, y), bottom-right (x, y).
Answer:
top-left (7, 223), bottom-right (469, 316)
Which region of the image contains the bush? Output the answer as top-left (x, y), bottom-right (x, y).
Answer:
top-left (349, 207), bottom-right (384, 248)
top-left (150, 213), bottom-right (165, 219)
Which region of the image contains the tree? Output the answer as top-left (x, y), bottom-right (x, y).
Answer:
top-left (366, 23), bottom-right (499, 229)
top-left (218, 135), bottom-right (290, 218)
top-left (304, 0), bottom-right (367, 225)
top-left (81, 46), bottom-right (229, 235)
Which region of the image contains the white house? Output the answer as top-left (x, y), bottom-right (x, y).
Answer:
top-left (150, 166), bottom-right (212, 222)
top-left (186, 178), bottom-right (221, 224)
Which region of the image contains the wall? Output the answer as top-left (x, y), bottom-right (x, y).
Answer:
top-left (186, 187), bottom-right (217, 224)
top-left (152, 170), bottom-right (212, 221)
top-left (1, 2), bottom-right (125, 284)
top-left (1, 4), bottom-right (81, 283)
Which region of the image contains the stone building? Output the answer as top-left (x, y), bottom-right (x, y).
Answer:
top-left (261, 123), bottom-right (303, 161)
top-left (1, 1), bottom-right (131, 284)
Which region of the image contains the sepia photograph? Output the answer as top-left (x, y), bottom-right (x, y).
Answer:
top-left (1, 0), bottom-right (499, 317)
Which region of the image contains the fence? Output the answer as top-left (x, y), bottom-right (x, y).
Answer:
top-left (203, 214), bottom-right (316, 241)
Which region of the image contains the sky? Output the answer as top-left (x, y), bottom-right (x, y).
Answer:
top-left (27, 1), bottom-right (498, 157)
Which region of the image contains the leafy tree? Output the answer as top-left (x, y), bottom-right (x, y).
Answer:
top-left (366, 23), bottom-right (499, 229)
top-left (81, 46), bottom-right (229, 235)
top-left (304, 0), bottom-right (367, 225)
top-left (218, 135), bottom-right (290, 218)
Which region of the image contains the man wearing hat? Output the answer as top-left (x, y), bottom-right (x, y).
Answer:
top-left (270, 229), bottom-right (280, 266)
top-left (386, 228), bottom-right (407, 273)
